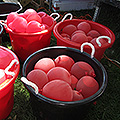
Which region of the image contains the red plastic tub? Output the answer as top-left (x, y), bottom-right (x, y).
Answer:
top-left (0, 46), bottom-right (20, 120)
top-left (53, 14), bottom-right (115, 61)
top-left (3, 13), bottom-right (59, 61)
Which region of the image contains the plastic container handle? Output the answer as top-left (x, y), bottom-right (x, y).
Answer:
top-left (50, 13), bottom-right (60, 21)
top-left (5, 59), bottom-right (19, 77)
top-left (21, 77), bottom-right (38, 94)
top-left (96, 36), bottom-right (111, 47)
top-left (61, 13), bottom-right (73, 22)
top-left (81, 42), bottom-right (95, 58)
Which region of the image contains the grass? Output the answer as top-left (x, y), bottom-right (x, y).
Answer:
top-left (1, 2), bottom-right (120, 120)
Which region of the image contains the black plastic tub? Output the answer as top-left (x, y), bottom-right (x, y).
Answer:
top-left (22, 46), bottom-right (108, 120)
top-left (0, 2), bottom-right (22, 20)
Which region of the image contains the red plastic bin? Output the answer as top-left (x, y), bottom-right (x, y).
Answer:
top-left (0, 46), bottom-right (20, 120)
top-left (3, 13), bottom-right (59, 61)
top-left (53, 14), bottom-right (115, 61)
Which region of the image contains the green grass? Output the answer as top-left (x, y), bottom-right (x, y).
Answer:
top-left (1, 2), bottom-right (120, 120)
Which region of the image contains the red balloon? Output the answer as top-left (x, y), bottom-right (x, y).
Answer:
top-left (8, 16), bottom-right (27, 33)
top-left (26, 21), bottom-right (45, 33)
top-left (38, 12), bottom-right (47, 18)
top-left (70, 75), bottom-right (78, 90)
top-left (7, 12), bottom-right (19, 25)
top-left (23, 9), bottom-right (37, 18)
top-left (63, 37), bottom-right (71, 41)
top-left (87, 36), bottom-right (93, 41)
top-left (70, 61), bottom-right (96, 80)
top-left (42, 15), bottom-right (53, 27)
top-left (34, 58), bottom-right (55, 73)
top-left (71, 33), bottom-right (88, 44)
top-left (76, 76), bottom-right (99, 98)
top-left (61, 33), bottom-right (70, 38)
top-left (47, 67), bottom-right (71, 85)
top-left (54, 55), bottom-right (75, 72)
top-left (27, 69), bottom-right (48, 90)
top-left (90, 38), bottom-right (109, 48)
top-left (26, 13), bottom-right (42, 23)
top-left (72, 90), bottom-right (84, 101)
top-left (77, 22), bottom-right (91, 34)
top-left (42, 80), bottom-right (73, 101)
top-left (62, 24), bottom-right (77, 36)
top-left (87, 30), bottom-right (100, 38)
top-left (71, 30), bottom-right (85, 37)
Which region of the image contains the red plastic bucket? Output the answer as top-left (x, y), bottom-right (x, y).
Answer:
top-left (3, 13), bottom-right (59, 61)
top-left (0, 46), bottom-right (20, 120)
top-left (53, 13), bottom-right (115, 61)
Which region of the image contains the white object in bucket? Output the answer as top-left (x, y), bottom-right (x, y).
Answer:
top-left (81, 42), bottom-right (95, 58)
top-left (96, 36), bottom-right (111, 47)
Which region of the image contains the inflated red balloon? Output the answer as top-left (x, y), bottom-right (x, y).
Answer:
top-left (23, 8), bottom-right (37, 18)
top-left (38, 12), bottom-right (47, 18)
top-left (62, 24), bottom-right (77, 36)
top-left (54, 55), bottom-right (75, 72)
top-left (47, 67), bottom-right (71, 85)
top-left (87, 30), bottom-right (100, 38)
top-left (63, 37), bottom-right (71, 41)
top-left (90, 38), bottom-right (108, 48)
top-left (34, 58), bottom-right (55, 73)
top-left (70, 61), bottom-right (96, 80)
top-left (87, 36), bottom-right (93, 41)
top-left (42, 15), bottom-right (53, 27)
top-left (0, 69), bottom-right (6, 84)
top-left (71, 30), bottom-right (85, 37)
top-left (70, 75), bottom-right (78, 90)
top-left (71, 33), bottom-right (88, 44)
top-left (76, 76), bottom-right (99, 98)
top-left (8, 16), bottom-right (27, 33)
top-left (27, 69), bottom-right (48, 89)
top-left (0, 49), bottom-right (14, 69)
top-left (77, 22), bottom-right (91, 34)
top-left (7, 12), bottom-right (19, 25)
top-left (26, 21), bottom-right (45, 33)
top-left (26, 13), bottom-right (42, 23)
top-left (61, 33), bottom-right (70, 38)
top-left (72, 90), bottom-right (84, 101)
top-left (42, 80), bottom-right (73, 101)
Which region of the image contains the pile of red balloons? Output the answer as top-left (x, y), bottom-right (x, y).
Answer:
top-left (60, 21), bottom-right (109, 47)
top-left (6, 9), bottom-right (54, 33)
top-left (27, 55), bottom-right (99, 102)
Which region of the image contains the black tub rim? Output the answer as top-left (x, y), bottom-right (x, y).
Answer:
top-left (0, 23), bottom-right (3, 35)
top-left (22, 46), bottom-right (108, 107)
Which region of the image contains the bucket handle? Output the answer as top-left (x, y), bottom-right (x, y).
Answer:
top-left (21, 77), bottom-right (39, 94)
top-left (61, 13), bottom-right (73, 22)
top-left (5, 59), bottom-right (19, 77)
top-left (81, 42), bottom-right (95, 58)
top-left (96, 36), bottom-right (111, 47)
top-left (50, 13), bottom-right (60, 21)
